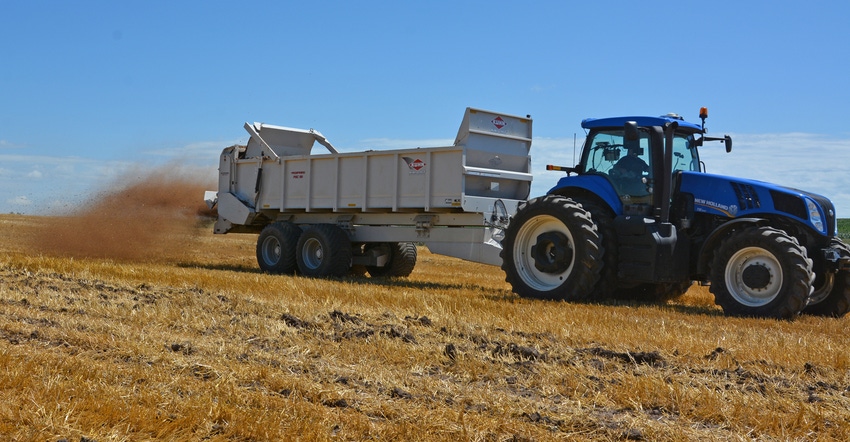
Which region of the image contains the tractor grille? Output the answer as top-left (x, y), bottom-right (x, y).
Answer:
top-left (770, 189), bottom-right (836, 234)
top-left (731, 182), bottom-right (760, 210)
top-left (770, 190), bottom-right (807, 219)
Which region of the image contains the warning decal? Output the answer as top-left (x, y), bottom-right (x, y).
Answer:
top-left (402, 157), bottom-right (426, 174)
top-left (491, 116), bottom-right (506, 129)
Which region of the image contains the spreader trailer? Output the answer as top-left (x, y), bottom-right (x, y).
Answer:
top-left (205, 108), bottom-right (533, 277)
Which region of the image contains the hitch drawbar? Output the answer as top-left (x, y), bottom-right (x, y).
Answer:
top-left (824, 246), bottom-right (850, 271)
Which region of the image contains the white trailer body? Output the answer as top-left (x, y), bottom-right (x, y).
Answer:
top-left (208, 108), bottom-right (532, 274)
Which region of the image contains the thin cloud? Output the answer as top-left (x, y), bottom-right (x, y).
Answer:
top-left (7, 195), bottom-right (32, 206)
top-left (0, 154), bottom-right (133, 182)
top-left (353, 138), bottom-right (455, 151)
top-left (0, 140), bottom-right (25, 149)
top-left (702, 132), bottom-right (850, 217)
top-left (0, 154), bottom-right (134, 214)
top-left (145, 139), bottom-right (241, 164)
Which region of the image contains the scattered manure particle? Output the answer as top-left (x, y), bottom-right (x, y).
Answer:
top-left (281, 313), bottom-right (311, 329)
top-left (29, 163), bottom-right (215, 261)
top-left (329, 310), bottom-right (361, 324)
top-left (581, 346), bottom-right (665, 367)
top-left (167, 342), bottom-right (195, 355)
top-left (493, 342), bottom-right (545, 361)
top-left (381, 324), bottom-right (416, 343)
top-left (404, 315), bottom-right (432, 326)
top-left (705, 347), bottom-right (726, 360)
top-left (390, 387), bottom-right (413, 400)
top-left (524, 411), bottom-right (563, 427)
top-left (444, 343), bottom-right (457, 361)
top-left (323, 398), bottom-right (349, 408)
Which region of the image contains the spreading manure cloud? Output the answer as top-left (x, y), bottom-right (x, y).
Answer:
top-left (32, 164), bottom-right (216, 261)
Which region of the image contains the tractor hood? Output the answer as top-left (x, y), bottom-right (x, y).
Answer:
top-left (678, 171), bottom-right (837, 236)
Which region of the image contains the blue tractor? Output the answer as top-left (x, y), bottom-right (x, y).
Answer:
top-left (500, 108), bottom-right (850, 319)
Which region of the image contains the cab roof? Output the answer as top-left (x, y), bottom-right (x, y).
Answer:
top-left (581, 115), bottom-right (703, 132)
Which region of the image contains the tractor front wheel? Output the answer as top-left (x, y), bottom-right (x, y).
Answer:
top-left (501, 195), bottom-right (602, 301)
top-left (709, 226), bottom-right (812, 319)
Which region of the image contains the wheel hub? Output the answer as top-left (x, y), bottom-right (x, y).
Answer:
top-left (262, 237), bottom-right (281, 264)
top-left (741, 263), bottom-right (772, 290)
top-left (302, 238), bottom-right (324, 269)
top-left (725, 246), bottom-right (784, 307)
top-left (531, 231), bottom-right (572, 273)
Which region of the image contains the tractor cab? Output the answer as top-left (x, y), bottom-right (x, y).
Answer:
top-left (577, 114), bottom-right (703, 217)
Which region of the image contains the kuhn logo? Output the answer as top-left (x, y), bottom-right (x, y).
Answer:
top-left (402, 157), bottom-right (426, 173)
top-left (491, 116), bottom-right (506, 129)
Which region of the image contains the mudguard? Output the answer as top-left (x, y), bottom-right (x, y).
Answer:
top-left (695, 217), bottom-right (768, 275)
top-left (548, 174), bottom-right (623, 215)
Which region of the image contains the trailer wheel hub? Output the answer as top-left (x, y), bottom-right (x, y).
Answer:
top-left (531, 231), bottom-right (572, 273)
top-left (301, 237), bottom-right (325, 269)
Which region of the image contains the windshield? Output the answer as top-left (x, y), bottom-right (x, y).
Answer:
top-left (582, 129), bottom-right (650, 176)
top-left (580, 128), bottom-right (700, 202)
top-left (671, 133), bottom-right (700, 173)
top-left (581, 130), bottom-right (699, 175)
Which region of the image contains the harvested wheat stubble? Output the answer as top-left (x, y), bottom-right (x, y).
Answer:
top-left (2, 176), bottom-right (850, 440)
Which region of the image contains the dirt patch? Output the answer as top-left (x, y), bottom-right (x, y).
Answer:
top-left (28, 164), bottom-right (215, 261)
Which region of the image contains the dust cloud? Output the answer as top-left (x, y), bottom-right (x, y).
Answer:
top-left (31, 164), bottom-right (217, 261)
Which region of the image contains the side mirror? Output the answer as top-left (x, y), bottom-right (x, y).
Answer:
top-left (624, 121), bottom-right (639, 141)
top-left (700, 135), bottom-right (733, 152)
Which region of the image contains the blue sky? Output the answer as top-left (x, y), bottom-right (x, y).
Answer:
top-left (2, 1), bottom-right (850, 216)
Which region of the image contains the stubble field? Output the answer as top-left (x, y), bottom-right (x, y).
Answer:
top-left (1, 173), bottom-right (849, 441)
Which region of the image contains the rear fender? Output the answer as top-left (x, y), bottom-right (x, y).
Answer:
top-left (548, 175), bottom-right (623, 215)
top-left (696, 217), bottom-right (768, 275)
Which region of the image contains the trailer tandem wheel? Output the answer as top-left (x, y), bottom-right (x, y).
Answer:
top-left (256, 222), bottom-right (301, 274)
top-left (296, 224), bottom-right (353, 277)
top-left (367, 242), bottom-right (418, 277)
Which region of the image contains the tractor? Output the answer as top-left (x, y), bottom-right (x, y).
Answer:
top-left (500, 108), bottom-right (850, 318)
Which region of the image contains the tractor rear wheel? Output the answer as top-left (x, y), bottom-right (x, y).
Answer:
top-left (571, 198), bottom-right (618, 300)
top-left (296, 224), bottom-right (352, 277)
top-left (803, 238), bottom-right (850, 317)
top-left (709, 226), bottom-right (812, 319)
top-left (366, 242), bottom-right (417, 277)
top-left (501, 195), bottom-right (602, 301)
top-left (256, 222), bottom-right (301, 274)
